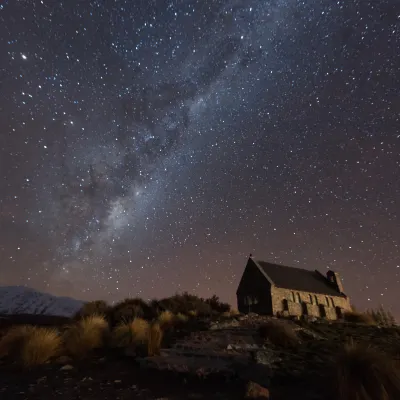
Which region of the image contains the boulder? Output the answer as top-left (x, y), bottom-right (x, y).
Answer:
top-left (245, 381), bottom-right (270, 399)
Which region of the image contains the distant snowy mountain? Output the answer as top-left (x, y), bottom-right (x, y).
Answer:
top-left (0, 286), bottom-right (83, 317)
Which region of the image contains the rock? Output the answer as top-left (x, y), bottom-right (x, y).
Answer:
top-left (245, 381), bottom-right (270, 399)
top-left (227, 344), bottom-right (233, 350)
top-left (60, 364), bottom-right (74, 371)
top-left (114, 380), bottom-right (122, 383)
top-left (56, 356), bottom-right (72, 364)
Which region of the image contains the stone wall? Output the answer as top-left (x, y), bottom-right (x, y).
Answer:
top-left (270, 286), bottom-right (351, 320)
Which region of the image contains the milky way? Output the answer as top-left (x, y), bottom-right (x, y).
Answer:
top-left (0, 1), bottom-right (399, 315)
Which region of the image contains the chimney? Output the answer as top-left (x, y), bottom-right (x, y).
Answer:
top-left (326, 270), bottom-right (344, 294)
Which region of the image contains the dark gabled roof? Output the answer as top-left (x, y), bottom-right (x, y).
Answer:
top-left (253, 259), bottom-right (346, 297)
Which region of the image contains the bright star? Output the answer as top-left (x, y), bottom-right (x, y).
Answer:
top-left (21, 54), bottom-right (27, 60)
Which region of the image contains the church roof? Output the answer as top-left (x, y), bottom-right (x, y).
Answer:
top-left (253, 259), bottom-right (346, 297)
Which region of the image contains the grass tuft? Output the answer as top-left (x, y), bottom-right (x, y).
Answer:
top-left (157, 310), bottom-right (175, 329)
top-left (335, 340), bottom-right (400, 400)
top-left (147, 322), bottom-right (163, 356)
top-left (0, 325), bottom-right (36, 359)
top-left (63, 315), bottom-right (109, 358)
top-left (20, 327), bottom-right (61, 367)
top-left (259, 320), bottom-right (300, 348)
top-left (111, 318), bottom-right (149, 348)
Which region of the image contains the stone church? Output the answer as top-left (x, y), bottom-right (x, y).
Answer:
top-left (236, 256), bottom-right (351, 319)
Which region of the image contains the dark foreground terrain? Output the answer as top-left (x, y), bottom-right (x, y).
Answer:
top-left (1, 313), bottom-right (400, 400)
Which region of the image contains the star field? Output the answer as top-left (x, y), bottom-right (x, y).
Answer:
top-left (0, 1), bottom-right (399, 316)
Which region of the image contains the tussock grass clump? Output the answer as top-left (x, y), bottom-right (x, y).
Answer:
top-left (335, 341), bottom-right (400, 400)
top-left (259, 320), bottom-right (300, 348)
top-left (147, 322), bottom-right (163, 356)
top-left (343, 311), bottom-right (376, 325)
top-left (111, 318), bottom-right (149, 348)
top-left (0, 325), bottom-right (61, 367)
top-left (21, 327), bottom-right (61, 367)
top-left (0, 325), bottom-right (36, 359)
top-left (64, 315), bottom-right (109, 358)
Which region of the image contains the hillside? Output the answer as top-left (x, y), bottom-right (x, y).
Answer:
top-left (0, 286), bottom-right (83, 317)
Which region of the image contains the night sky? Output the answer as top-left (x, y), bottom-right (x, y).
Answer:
top-left (0, 1), bottom-right (399, 315)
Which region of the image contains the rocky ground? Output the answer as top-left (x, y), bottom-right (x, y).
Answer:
top-left (0, 314), bottom-right (399, 400)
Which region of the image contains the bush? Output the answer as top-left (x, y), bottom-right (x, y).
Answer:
top-left (176, 313), bottom-right (189, 323)
top-left (366, 306), bottom-right (397, 327)
top-left (205, 295), bottom-right (231, 313)
top-left (259, 320), bottom-right (300, 348)
top-left (335, 341), bottom-right (400, 400)
top-left (63, 315), bottom-right (109, 358)
top-left (343, 311), bottom-right (376, 325)
top-left (111, 318), bottom-right (149, 348)
top-left (0, 325), bottom-right (36, 359)
top-left (109, 298), bottom-right (155, 325)
top-left (21, 327), bottom-right (61, 367)
top-left (147, 322), bottom-right (163, 356)
top-left (157, 292), bottom-right (212, 316)
top-left (74, 300), bottom-right (110, 319)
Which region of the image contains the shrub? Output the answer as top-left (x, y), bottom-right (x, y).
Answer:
top-left (259, 320), bottom-right (300, 348)
top-left (109, 298), bottom-right (155, 325)
top-left (63, 315), bottom-right (109, 358)
top-left (111, 318), bottom-right (149, 348)
top-left (205, 295), bottom-right (231, 313)
top-left (176, 313), bottom-right (189, 323)
top-left (21, 327), bottom-right (61, 367)
top-left (188, 310), bottom-right (198, 317)
top-left (74, 300), bottom-right (110, 319)
top-left (335, 341), bottom-right (400, 400)
top-left (0, 325), bottom-right (36, 359)
top-left (147, 322), bottom-right (163, 356)
top-left (343, 311), bottom-right (376, 325)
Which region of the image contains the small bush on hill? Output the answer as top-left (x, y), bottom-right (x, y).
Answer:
top-left (109, 298), bottom-right (155, 325)
top-left (147, 322), bottom-right (163, 356)
top-left (111, 318), bottom-right (149, 348)
top-left (205, 295), bottom-right (231, 313)
top-left (367, 305), bottom-right (397, 327)
top-left (74, 300), bottom-right (110, 319)
top-left (259, 320), bottom-right (300, 348)
top-left (21, 327), bottom-right (61, 367)
top-left (335, 341), bottom-right (400, 400)
top-left (343, 311), bottom-right (376, 325)
top-left (0, 325), bottom-right (36, 359)
top-left (63, 315), bottom-right (109, 358)
top-left (157, 292), bottom-right (212, 316)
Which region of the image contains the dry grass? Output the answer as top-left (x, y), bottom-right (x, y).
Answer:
top-left (111, 318), bottom-right (149, 348)
top-left (335, 341), bottom-right (400, 400)
top-left (64, 315), bottom-right (109, 358)
top-left (0, 325), bottom-right (36, 359)
top-left (20, 327), bottom-right (61, 367)
top-left (343, 311), bottom-right (376, 325)
top-left (147, 322), bottom-right (163, 356)
top-left (259, 320), bottom-right (300, 348)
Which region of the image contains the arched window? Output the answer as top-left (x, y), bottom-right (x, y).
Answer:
top-left (282, 299), bottom-right (289, 311)
top-left (309, 294), bottom-right (313, 304)
top-left (330, 297), bottom-right (335, 307)
top-left (314, 295), bottom-right (318, 304)
top-left (297, 293), bottom-right (301, 303)
top-left (292, 292), bottom-right (296, 302)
